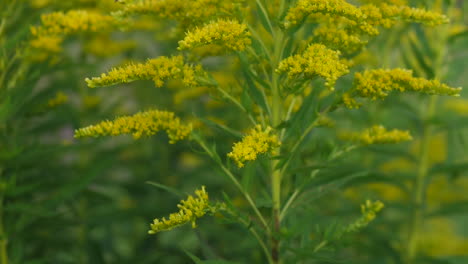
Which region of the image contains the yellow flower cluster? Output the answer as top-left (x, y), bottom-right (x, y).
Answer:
top-left (342, 125), bottom-right (412, 145)
top-left (178, 19), bottom-right (251, 52)
top-left (277, 44), bottom-right (349, 90)
top-left (47, 91), bottom-right (69, 108)
top-left (361, 4), bottom-right (449, 28)
top-left (313, 27), bottom-right (367, 53)
top-left (85, 56), bottom-right (201, 88)
top-left (74, 109), bottom-right (192, 143)
top-left (353, 69), bottom-right (461, 100)
top-left (84, 35), bottom-right (136, 58)
top-left (285, 0), bottom-right (366, 28)
top-left (342, 92), bottom-right (361, 109)
top-left (345, 200), bottom-right (384, 233)
top-left (227, 125), bottom-right (281, 168)
top-left (30, 10), bottom-right (118, 56)
top-left (285, 0), bottom-right (448, 37)
top-left (117, 0), bottom-right (241, 26)
top-left (445, 98), bottom-right (468, 116)
top-left (148, 186), bottom-right (209, 234)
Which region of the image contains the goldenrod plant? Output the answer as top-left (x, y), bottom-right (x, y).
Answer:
top-left (1, 0), bottom-right (466, 263)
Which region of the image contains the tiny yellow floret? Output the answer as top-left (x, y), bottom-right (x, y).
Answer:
top-left (74, 109), bottom-right (192, 143)
top-left (148, 186), bottom-right (209, 234)
top-left (228, 125), bottom-right (281, 168)
top-left (178, 19), bottom-right (251, 52)
top-left (277, 44), bottom-right (349, 90)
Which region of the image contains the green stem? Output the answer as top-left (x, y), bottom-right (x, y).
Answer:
top-left (405, 96), bottom-right (437, 263)
top-left (0, 188), bottom-right (7, 264)
top-left (192, 133), bottom-right (270, 234)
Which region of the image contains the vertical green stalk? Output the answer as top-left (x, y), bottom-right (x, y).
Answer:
top-left (405, 96), bottom-right (436, 263)
top-left (270, 17), bottom-right (286, 264)
top-left (0, 179), bottom-right (7, 264)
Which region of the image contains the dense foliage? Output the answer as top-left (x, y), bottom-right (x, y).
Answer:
top-left (0, 0), bottom-right (467, 263)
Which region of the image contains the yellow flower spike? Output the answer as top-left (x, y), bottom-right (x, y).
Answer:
top-left (342, 93), bottom-right (362, 109)
top-left (341, 125), bottom-right (412, 145)
top-left (371, 4), bottom-right (449, 27)
top-left (178, 19), bottom-right (252, 52)
top-left (117, 0), bottom-right (242, 25)
top-left (148, 186), bottom-right (210, 234)
top-left (285, 0), bottom-right (366, 27)
top-left (277, 44), bottom-right (349, 90)
top-left (313, 27), bottom-right (367, 53)
top-left (85, 56), bottom-right (201, 88)
top-left (353, 69), bottom-right (461, 100)
top-left (285, 0), bottom-right (378, 35)
top-left (74, 109), bottom-right (192, 143)
top-left (227, 125), bottom-right (281, 168)
top-left (31, 10), bottom-right (117, 38)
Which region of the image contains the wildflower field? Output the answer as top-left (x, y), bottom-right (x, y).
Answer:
top-left (1, 0), bottom-right (468, 263)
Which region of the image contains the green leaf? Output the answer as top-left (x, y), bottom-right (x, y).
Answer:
top-left (184, 250), bottom-right (240, 264)
top-left (255, 0), bottom-right (274, 35)
top-left (146, 181), bottom-right (185, 198)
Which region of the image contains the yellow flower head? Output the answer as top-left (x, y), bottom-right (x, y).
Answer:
top-left (31, 10), bottom-right (117, 38)
top-left (74, 109), bottom-right (192, 143)
top-left (117, 0), bottom-right (241, 26)
top-left (353, 68), bottom-right (461, 100)
top-left (277, 44), bottom-right (349, 90)
top-left (341, 125), bottom-right (412, 145)
top-left (29, 10), bottom-right (119, 59)
top-left (313, 27), bottom-right (367, 53)
top-left (148, 186), bottom-right (209, 234)
top-left (285, 0), bottom-right (366, 27)
top-left (227, 125), bottom-right (281, 168)
top-left (364, 3), bottom-right (449, 27)
top-left (85, 56), bottom-right (202, 88)
top-left (178, 19), bottom-right (251, 52)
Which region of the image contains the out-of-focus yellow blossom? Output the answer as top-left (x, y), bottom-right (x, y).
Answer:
top-left (341, 125), bottom-right (412, 145)
top-left (82, 95), bottom-right (101, 109)
top-left (178, 19), bottom-right (251, 52)
top-left (47, 91), bottom-right (68, 108)
top-left (352, 68), bottom-right (461, 100)
top-left (359, 0), bottom-right (407, 5)
top-left (173, 86), bottom-right (209, 105)
top-left (427, 176), bottom-right (468, 206)
top-left (342, 92), bottom-right (361, 109)
top-left (419, 219), bottom-right (468, 257)
top-left (228, 125), bottom-right (281, 168)
top-left (316, 115), bottom-right (335, 128)
top-left (85, 56), bottom-right (201, 88)
top-left (29, 35), bottom-right (63, 61)
top-left (361, 4), bottom-right (449, 29)
top-left (148, 186), bottom-right (209, 234)
top-left (313, 27), bottom-right (367, 53)
top-left (116, 0), bottom-right (241, 26)
top-left (29, 10), bottom-right (119, 59)
top-left (277, 44), bottom-right (349, 90)
top-left (445, 98), bottom-right (468, 116)
top-left (345, 200), bottom-right (384, 233)
top-left (74, 109), bottom-right (192, 143)
top-left (84, 35), bottom-right (136, 58)
top-left (31, 10), bottom-right (117, 38)
top-left (285, 0), bottom-right (366, 28)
